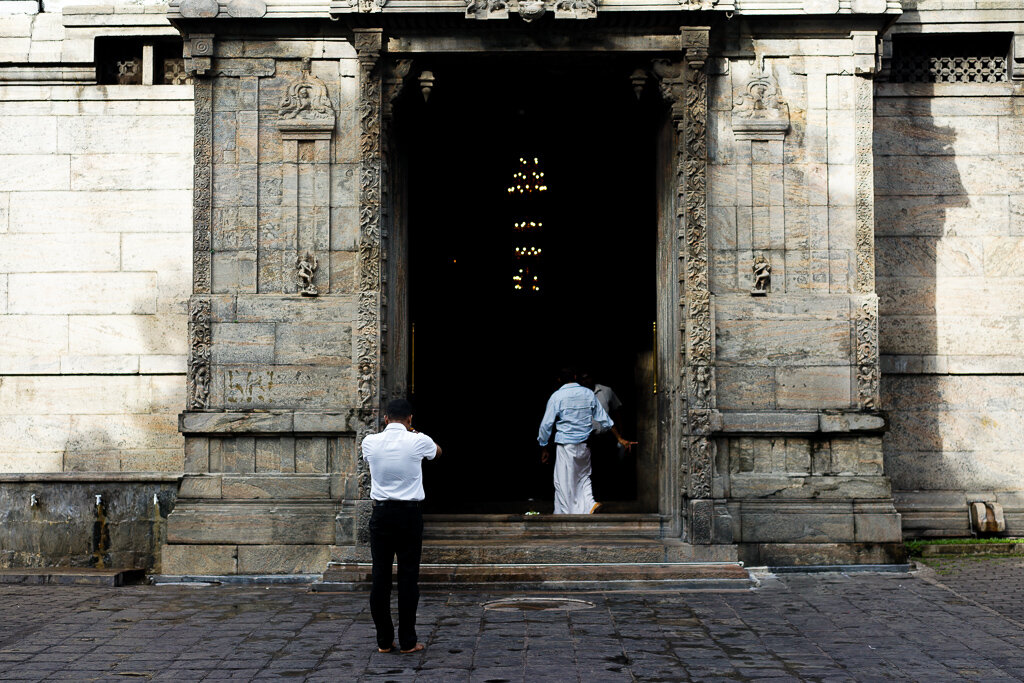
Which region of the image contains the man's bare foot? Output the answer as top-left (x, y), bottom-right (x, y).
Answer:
top-left (400, 643), bottom-right (425, 654)
top-left (590, 502), bottom-right (603, 514)
top-left (377, 642), bottom-right (396, 653)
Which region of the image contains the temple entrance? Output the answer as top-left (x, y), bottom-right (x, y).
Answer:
top-left (394, 56), bottom-right (661, 513)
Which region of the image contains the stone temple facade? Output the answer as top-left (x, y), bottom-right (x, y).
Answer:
top-left (0, 0), bottom-right (1022, 575)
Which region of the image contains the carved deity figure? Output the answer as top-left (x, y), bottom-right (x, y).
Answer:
top-left (733, 74), bottom-right (787, 121)
top-left (279, 58), bottom-right (334, 122)
top-left (751, 253), bottom-right (771, 295)
top-left (518, 0), bottom-right (547, 21)
top-left (297, 253), bottom-right (319, 296)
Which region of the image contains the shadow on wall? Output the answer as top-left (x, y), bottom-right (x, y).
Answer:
top-left (876, 76), bottom-right (980, 533)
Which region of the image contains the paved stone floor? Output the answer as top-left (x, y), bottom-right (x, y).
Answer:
top-left (1, 559), bottom-right (1024, 682)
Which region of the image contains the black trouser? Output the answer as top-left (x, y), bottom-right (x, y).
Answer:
top-left (368, 503), bottom-right (424, 651)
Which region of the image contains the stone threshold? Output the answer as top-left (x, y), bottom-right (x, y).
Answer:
top-left (0, 473), bottom-right (182, 483)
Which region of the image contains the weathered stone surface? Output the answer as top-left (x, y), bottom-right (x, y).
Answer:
top-left (8, 273), bottom-right (156, 315)
top-left (715, 366), bottom-right (775, 410)
top-left (210, 323), bottom-right (276, 364)
top-left (166, 503), bottom-right (336, 544)
top-left (731, 474), bottom-right (891, 500)
top-left (160, 544), bottom-right (236, 575)
top-left (776, 366), bottom-right (851, 409)
top-left (180, 412), bottom-right (294, 434)
top-left (717, 320), bottom-right (851, 366)
top-left (819, 412), bottom-right (885, 432)
top-left (236, 544), bottom-right (330, 574)
top-left (212, 437), bottom-right (255, 474)
top-left (294, 438), bottom-right (328, 474)
top-left (719, 411), bottom-right (820, 433)
top-left (274, 323), bottom-right (352, 366)
top-left (179, 474), bottom-right (222, 499)
top-left (221, 474), bottom-right (330, 499)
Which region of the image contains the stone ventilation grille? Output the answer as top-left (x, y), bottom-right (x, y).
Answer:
top-left (890, 34), bottom-right (1009, 83)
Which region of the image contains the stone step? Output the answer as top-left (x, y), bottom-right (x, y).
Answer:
top-left (0, 567), bottom-right (145, 587)
top-left (422, 513), bottom-right (663, 541)
top-left (314, 562), bottom-right (754, 592)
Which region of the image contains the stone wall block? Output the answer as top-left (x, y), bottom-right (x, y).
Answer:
top-left (716, 319), bottom-right (850, 366)
top-left (776, 366), bottom-right (851, 409)
top-left (854, 513), bottom-right (902, 542)
top-left (160, 544), bottom-right (237, 575)
top-left (56, 117), bottom-right (194, 155)
top-left (255, 436), bottom-right (294, 473)
top-left (740, 509), bottom-right (854, 543)
top-left (69, 154), bottom-right (192, 192)
top-left (9, 272), bottom-right (157, 316)
top-left (221, 474), bottom-right (330, 499)
top-left (211, 252), bottom-right (257, 293)
top-left (295, 437), bottom-right (328, 474)
top-left (236, 544), bottom-right (331, 574)
top-left (328, 251), bottom-right (356, 293)
top-left (214, 437), bottom-right (256, 474)
top-left (9, 190), bottom-right (192, 234)
top-left (184, 437), bottom-right (210, 473)
top-left (180, 475), bottom-right (222, 498)
top-left (210, 322), bottom-right (275, 364)
top-left (715, 366), bottom-right (775, 410)
top-left (273, 323), bottom-right (352, 367)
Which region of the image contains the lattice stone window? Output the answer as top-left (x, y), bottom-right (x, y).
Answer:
top-left (890, 34), bottom-right (1010, 83)
top-left (96, 37), bottom-right (193, 86)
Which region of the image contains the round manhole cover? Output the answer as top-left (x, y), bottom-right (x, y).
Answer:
top-left (483, 597), bottom-right (595, 612)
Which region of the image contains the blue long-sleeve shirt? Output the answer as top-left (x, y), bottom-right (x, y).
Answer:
top-left (537, 382), bottom-right (614, 446)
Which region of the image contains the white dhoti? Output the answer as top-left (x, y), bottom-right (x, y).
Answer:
top-left (553, 443), bottom-right (596, 515)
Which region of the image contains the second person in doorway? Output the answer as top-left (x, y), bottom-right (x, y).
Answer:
top-left (537, 368), bottom-right (613, 514)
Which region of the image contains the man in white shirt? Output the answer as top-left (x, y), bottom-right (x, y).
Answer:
top-left (361, 399), bottom-right (441, 655)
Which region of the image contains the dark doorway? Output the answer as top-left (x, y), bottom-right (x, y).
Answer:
top-left (395, 56), bottom-right (659, 513)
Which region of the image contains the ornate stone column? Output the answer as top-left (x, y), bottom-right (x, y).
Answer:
top-left (352, 28), bottom-right (385, 544)
top-left (653, 27), bottom-right (724, 545)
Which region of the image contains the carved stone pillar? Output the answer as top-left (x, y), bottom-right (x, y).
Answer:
top-left (654, 27), bottom-right (721, 545)
top-left (353, 29), bottom-right (384, 541)
top-left (186, 34), bottom-right (213, 411)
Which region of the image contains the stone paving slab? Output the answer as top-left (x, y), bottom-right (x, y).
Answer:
top-left (0, 559), bottom-right (1023, 681)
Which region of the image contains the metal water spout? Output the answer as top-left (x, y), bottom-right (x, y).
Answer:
top-left (30, 494), bottom-right (38, 507)
top-left (94, 494), bottom-right (103, 507)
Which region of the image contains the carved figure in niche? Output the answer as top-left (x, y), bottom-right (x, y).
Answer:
top-left (297, 253), bottom-right (319, 296)
top-left (279, 58), bottom-right (334, 122)
top-left (733, 73), bottom-right (788, 121)
top-left (751, 253), bottom-right (771, 295)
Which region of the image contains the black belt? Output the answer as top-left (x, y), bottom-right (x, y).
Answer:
top-left (372, 500), bottom-right (422, 508)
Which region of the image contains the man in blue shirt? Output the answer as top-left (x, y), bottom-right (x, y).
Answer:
top-left (537, 368), bottom-right (614, 514)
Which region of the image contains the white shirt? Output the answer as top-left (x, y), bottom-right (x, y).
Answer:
top-left (361, 422), bottom-right (438, 501)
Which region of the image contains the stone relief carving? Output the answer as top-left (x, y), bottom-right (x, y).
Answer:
top-left (751, 252), bottom-right (771, 295)
top-left (465, 0), bottom-right (509, 19)
top-left (732, 66), bottom-right (790, 140)
top-left (187, 297), bottom-right (212, 410)
top-left (652, 29), bottom-right (715, 521)
top-left (855, 297), bottom-right (880, 410)
top-left (296, 253), bottom-right (319, 297)
top-left (854, 75), bottom-right (875, 294)
top-left (554, 0), bottom-right (597, 18)
top-left (465, 0), bottom-right (596, 20)
top-left (183, 34), bottom-right (213, 76)
top-left (355, 0), bottom-right (387, 11)
top-left (354, 30), bottom-right (384, 499)
top-left (192, 79), bottom-right (212, 295)
top-left (277, 58), bottom-right (336, 135)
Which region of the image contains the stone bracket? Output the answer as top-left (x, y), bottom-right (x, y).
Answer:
top-left (1012, 34), bottom-right (1024, 81)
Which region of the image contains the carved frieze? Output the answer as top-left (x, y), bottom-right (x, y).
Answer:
top-left (854, 75), bottom-right (875, 293)
top-left (277, 58), bottom-right (336, 139)
top-left (192, 79), bottom-right (212, 295)
top-left (732, 67), bottom-right (790, 140)
top-left (652, 29), bottom-right (714, 518)
top-left (187, 296), bottom-right (212, 410)
top-left (465, 0), bottom-right (596, 20)
top-left (354, 30), bottom-right (384, 500)
top-left (855, 296), bottom-right (880, 410)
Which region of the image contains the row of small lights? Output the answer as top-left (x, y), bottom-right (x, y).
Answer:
top-left (513, 157), bottom-right (543, 293)
top-left (515, 246), bottom-right (542, 256)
